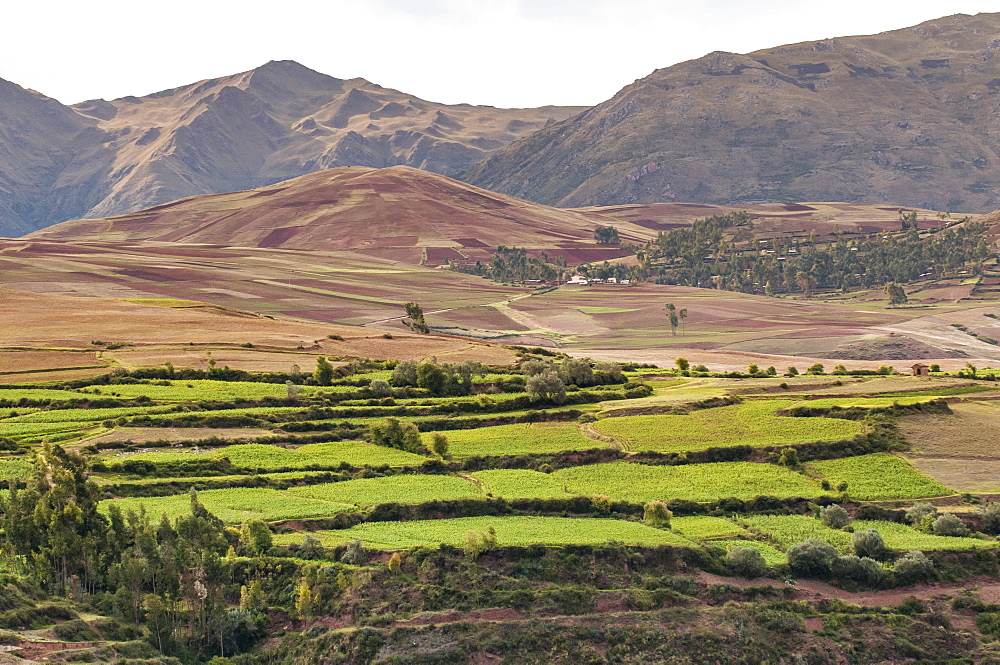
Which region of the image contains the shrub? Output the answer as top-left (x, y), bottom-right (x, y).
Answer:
top-left (643, 500), bottom-right (672, 527)
top-left (787, 538), bottom-right (838, 577)
top-left (980, 502), bottom-right (1000, 535)
top-left (852, 529), bottom-right (886, 560)
top-left (430, 432), bottom-right (449, 457)
top-left (894, 550), bottom-right (934, 583)
top-left (932, 513), bottom-right (970, 537)
top-left (820, 504), bottom-right (852, 529)
top-left (904, 502), bottom-right (937, 527)
top-left (833, 555), bottom-right (884, 589)
top-left (725, 546), bottom-right (768, 579)
top-left (369, 380), bottom-right (392, 397)
top-left (52, 620), bottom-right (99, 642)
top-left (777, 448), bottom-right (800, 468)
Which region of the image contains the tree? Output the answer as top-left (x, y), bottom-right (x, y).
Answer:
top-left (558, 358), bottom-right (594, 387)
top-left (665, 303), bottom-right (679, 336)
top-left (430, 433), bottom-right (449, 457)
top-left (820, 504), bottom-right (851, 529)
top-left (402, 302), bottom-right (430, 334)
top-left (979, 502), bottom-right (1000, 535)
top-left (675, 357), bottom-right (690, 372)
top-left (725, 546), bottom-right (768, 579)
top-left (786, 366), bottom-right (799, 377)
top-left (416, 361), bottom-right (447, 395)
top-left (294, 578), bottom-right (314, 623)
top-left (369, 379), bottom-right (392, 397)
top-left (369, 418), bottom-right (424, 453)
top-left (285, 381), bottom-right (304, 400)
top-left (526, 369), bottom-right (566, 404)
top-left (594, 226), bottom-right (620, 245)
top-left (894, 550), bottom-right (934, 583)
top-left (391, 360), bottom-right (418, 387)
top-left (313, 356), bottom-right (334, 386)
top-left (387, 552), bottom-right (402, 574)
top-left (905, 502), bottom-right (938, 528)
top-left (787, 538), bottom-right (838, 577)
top-left (885, 282), bottom-right (908, 305)
top-left (643, 501), bottom-right (672, 527)
top-left (852, 529), bottom-right (886, 560)
top-left (932, 513), bottom-right (970, 537)
top-left (239, 520), bottom-right (272, 557)
top-left (806, 363), bottom-right (824, 375)
top-left (777, 448), bottom-right (800, 469)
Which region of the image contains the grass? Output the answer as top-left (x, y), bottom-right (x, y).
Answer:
top-left (439, 423), bottom-right (605, 458)
top-left (286, 474), bottom-right (483, 506)
top-left (594, 401), bottom-right (861, 453)
top-left (809, 454), bottom-right (953, 500)
top-left (670, 516), bottom-right (750, 541)
top-left (272, 516), bottom-right (695, 549)
top-left (472, 469), bottom-right (574, 499)
top-left (102, 488), bottom-right (354, 523)
top-left (552, 461), bottom-right (823, 503)
top-left (0, 457), bottom-right (33, 480)
top-left (0, 388), bottom-right (95, 401)
top-left (789, 397), bottom-right (939, 409)
top-left (111, 442), bottom-right (429, 469)
top-left (0, 421), bottom-right (98, 440)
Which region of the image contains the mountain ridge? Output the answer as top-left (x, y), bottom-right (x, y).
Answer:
top-left (0, 60), bottom-right (585, 236)
top-left (463, 12), bottom-right (1000, 213)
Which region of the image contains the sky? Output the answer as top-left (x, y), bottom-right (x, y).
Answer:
top-left (3, 0), bottom-right (999, 109)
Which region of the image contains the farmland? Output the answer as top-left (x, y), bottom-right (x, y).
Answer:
top-left (4, 348), bottom-right (1000, 664)
top-left (594, 400), bottom-right (862, 452)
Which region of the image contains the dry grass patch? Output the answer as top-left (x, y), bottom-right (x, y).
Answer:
top-left (898, 402), bottom-right (1000, 457)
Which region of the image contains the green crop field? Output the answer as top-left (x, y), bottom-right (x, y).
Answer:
top-left (852, 520), bottom-right (999, 551)
top-left (809, 454), bottom-right (953, 500)
top-left (741, 514), bottom-right (853, 552)
top-left (0, 388), bottom-right (96, 402)
top-left (0, 457), bottom-right (33, 480)
top-left (594, 401), bottom-right (861, 453)
top-left (720, 540), bottom-right (788, 565)
top-left (789, 397), bottom-right (938, 409)
top-left (272, 516), bottom-right (695, 550)
top-left (670, 516), bottom-right (750, 541)
top-left (102, 488), bottom-right (354, 523)
top-left (4, 406), bottom-right (171, 423)
top-left (83, 380), bottom-right (328, 401)
top-left (552, 461), bottom-right (823, 503)
top-left (0, 421), bottom-right (98, 440)
top-left (440, 423), bottom-right (604, 458)
top-left (472, 469), bottom-right (575, 499)
top-left (111, 442), bottom-right (428, 469)
top-left (286, 474), bottom-right (483, 506)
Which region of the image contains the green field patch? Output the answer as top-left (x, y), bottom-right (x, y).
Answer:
top-left (670, 516), bottom-right (749, 541)
top-left (102, 488), bottom-right (353, 523)
top-left (111, 442), bottom-right (428, 469)
top-left (85, 380), bottom-right (328, 401)
top-left (0, 457), bottom-right (33, 480)
top-left (741, 514), bottom-right (853, 552)
top-left (0, 421), bottom-right (98, 440)
top-left (472, 469), bottom-right (574, 499)
top-left (273, 516), bottom-right (694, 550)
top-left (790, 397), bottom-right (938, 409)
top-left (809, 453), bottom-right (953, 500)
top-left (4, 405), bottom-right (172, 423)
top-left (595, 401), bottom-right (861, 453)
top-left (286, 474), bottom-right (483, 507)
top-left (0, 388), bottom-right (95, 401)
top-left (852, 520), bottom-right (999, 551)
top-left (552, 461), bottom-right (822, 503)
top-left (719, 539), bottom-right (788, 565)
top-left (441, 423), bottom-right (604, 458)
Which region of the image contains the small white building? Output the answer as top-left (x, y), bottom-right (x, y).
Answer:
top-left (567, 275), bottom-right (589, 285)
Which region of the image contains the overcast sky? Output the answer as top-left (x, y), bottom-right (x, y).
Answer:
top-left (4, 0), bottom-right (999, 108)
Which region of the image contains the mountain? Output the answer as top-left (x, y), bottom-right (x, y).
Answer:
top-left (464, 13), bottom-right (1000, 213)
top-left (0, 61), bottom-right (584, 236)
top-left (27, 165), bottom-right (650, 264)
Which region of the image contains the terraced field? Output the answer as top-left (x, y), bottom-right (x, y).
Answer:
top-left (594, 401), bottom-right (862, 453)
top-left (438, 422), bottom-right (604, 457)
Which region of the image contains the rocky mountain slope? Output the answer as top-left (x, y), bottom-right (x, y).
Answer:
top-left (464, 13), bottom-right (1000, 213)
top-left (0, 61), bottom-right (583, 236)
